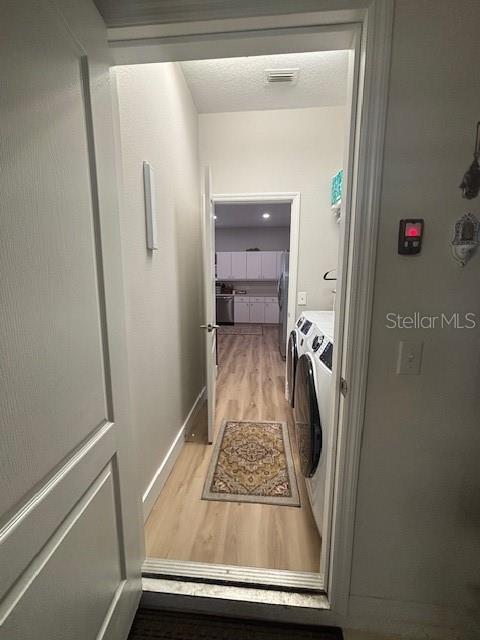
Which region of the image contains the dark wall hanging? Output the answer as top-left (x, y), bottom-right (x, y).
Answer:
top-left (459, 121), bottom-right (480, 200)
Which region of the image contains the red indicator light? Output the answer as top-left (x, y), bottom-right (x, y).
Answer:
top-left (398, 218), bottom-right (424, 254)
top-left (405, 224), bottom-right (421, 237)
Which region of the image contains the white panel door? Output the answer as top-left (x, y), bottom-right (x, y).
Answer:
top-left (265, 302), bottom-right (280, 324)
top-left (0, 2), bottom-right (143, 639)
top-left (234, 301), bottom-right (250, 323)
top-left (246, 252), bottom-right (262, 279)
top-left (261, 252), bottom-right (278, 280)
top-left (231, 252), bottom-right (247, 279)
top-left (201, 167), bottom-right (217, 445)
top-left (250, 302), bottom-right (266, 323)
top-left (216, 252), bottom-right (231, 279)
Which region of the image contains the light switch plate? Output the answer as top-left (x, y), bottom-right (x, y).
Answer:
top-left (396, 340), bottom-right (423, 375)
top-left (297, 291), bottom-right (307, 306)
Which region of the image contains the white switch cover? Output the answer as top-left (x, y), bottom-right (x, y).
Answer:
top-left (298, 291), bottom-right (307, 306)
top-left (396, 340), bottom-right (423, 375)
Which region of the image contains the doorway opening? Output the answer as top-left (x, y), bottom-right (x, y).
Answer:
top-left (111, 5), bottom-right (392, 609)
top-left (137, 45), bottom-right (348, 591)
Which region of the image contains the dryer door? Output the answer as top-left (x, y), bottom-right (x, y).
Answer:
top-left (286, 330), bottom-right (298, 407)
top-left (294, 354), bottom-right (322, 477)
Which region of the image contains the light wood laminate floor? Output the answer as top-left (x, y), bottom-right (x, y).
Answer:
top-left (144, 325), bottom-right (321, 571)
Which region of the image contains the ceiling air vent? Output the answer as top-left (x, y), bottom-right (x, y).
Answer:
top-left (264, 68), bottom-right (299, 85)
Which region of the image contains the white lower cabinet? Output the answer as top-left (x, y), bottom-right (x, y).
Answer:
top-left (234, 301), bottom-right (250, 323)
top-left (234, 297), bottom-right (279, 324)
top-left (264, 301), bottom-right (280, 323)
top-left (250, 302), bottom-right (265, 323)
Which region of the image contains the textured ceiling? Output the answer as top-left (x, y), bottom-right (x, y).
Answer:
top-left (215, 202), bottom-right (291, 228)
top-left (180, 51), bottom-right (348, 113)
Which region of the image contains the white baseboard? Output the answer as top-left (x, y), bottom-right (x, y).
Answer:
top-left (142, 386), bottom-right (206, 521)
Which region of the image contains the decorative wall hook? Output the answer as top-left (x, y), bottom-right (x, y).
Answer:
top-left (323, 269), bottom-right (337, 281)
top-left (451, 213), bottom-right (480, 266)
top-left (459, 121), bottom-right (480, 199)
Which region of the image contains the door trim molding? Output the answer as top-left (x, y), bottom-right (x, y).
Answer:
top-left (142, 386), bottom-right (206, 520)
top-left (212, 192), bottom-right (300, 350)
top-left (326, 0), bottom-right (394, 618)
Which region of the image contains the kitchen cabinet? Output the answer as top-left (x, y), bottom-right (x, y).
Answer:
top-left (217, 251), bottom-right (285, 281)
top-left (234, 299), bottom-right (250, 323)
top-left (249, 301), bottom-right (265, 323)
top-left (216, 252), bottom-right (231, 279)
top-left (264, 300), bottom-right (280, 323)
top-left (231, 252), bottom-right (247, 279)
top-left (246, 252), bottom-right (262, 280)
top-left (233, 296), bottom-right (279, 324)
top-left (261, 252), bottom-right (278, 280)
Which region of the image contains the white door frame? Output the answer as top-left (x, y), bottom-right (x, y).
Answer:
top-left (108, 0), bottom-right (394, 625)
top-left (212, 192), bottom-right (300, 346)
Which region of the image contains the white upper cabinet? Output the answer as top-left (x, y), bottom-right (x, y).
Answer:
top-left (216, 252), bottom-right (231, 279)
top-left (231, 252), bottom-right (247, 279)
top-left (217, 251), bottom-right (285, 281)
top-left (261, 252), bottom-right (278, 280)
top-left (246, 252), bottom-right (262, 279)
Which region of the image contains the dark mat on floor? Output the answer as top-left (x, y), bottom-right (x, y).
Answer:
top-left (128, 608), bottom-right (343, 639)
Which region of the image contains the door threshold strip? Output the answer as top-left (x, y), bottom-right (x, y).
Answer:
top-left (143, 557), bottom-right (324, 593)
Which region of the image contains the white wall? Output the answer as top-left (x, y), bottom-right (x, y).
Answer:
top-left (113, 63), bottom-right (204, 510)
top-left (200, 107), bottom-right (345, 313)
top-left (215, 226), bottom-right (290, 251)
top-left (349, 1), bottom-right (480, 636)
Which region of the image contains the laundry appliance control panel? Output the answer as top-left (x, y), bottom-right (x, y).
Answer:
top-left (301, 320), bottom-right (313, 335)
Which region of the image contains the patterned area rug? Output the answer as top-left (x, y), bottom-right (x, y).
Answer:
top-left (128, 609), bottom-right (343, 639)
top-left (202, 420), bottom-right (300, 506)
top-left (217, 324), bottom-right (263, 335)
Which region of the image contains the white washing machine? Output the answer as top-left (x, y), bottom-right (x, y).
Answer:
top-left (293, 311), bottom-right (334, 535)
top-left (286, 311), bottom-right (328, 407)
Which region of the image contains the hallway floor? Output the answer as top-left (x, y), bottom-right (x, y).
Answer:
top-left (144, 325), bottom-right (321, 571)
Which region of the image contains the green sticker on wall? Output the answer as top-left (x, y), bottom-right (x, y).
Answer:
top-left (331, 169), bottom-right (343, 207)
